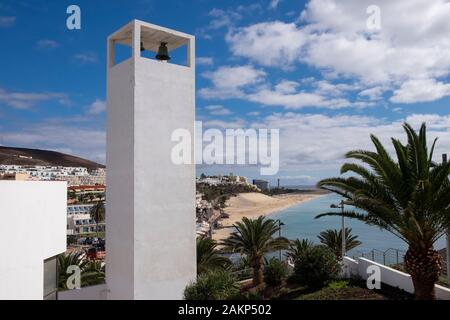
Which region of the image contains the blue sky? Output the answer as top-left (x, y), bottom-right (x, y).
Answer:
top-left (2, 0), bottom-right (450, 185)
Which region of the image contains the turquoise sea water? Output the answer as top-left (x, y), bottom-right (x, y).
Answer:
top-left (270, 193), bottom-right (446, 255)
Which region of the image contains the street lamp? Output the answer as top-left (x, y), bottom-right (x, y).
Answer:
top-left (443, 153), bottom-right (450, 281)
top-left (276, 219), bottom-right (285, 261)
top-left (330, 200), bottom-right (347, 260)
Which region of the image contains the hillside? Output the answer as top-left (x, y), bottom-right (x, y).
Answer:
top-left (0, 146), bottom-right (105, 170)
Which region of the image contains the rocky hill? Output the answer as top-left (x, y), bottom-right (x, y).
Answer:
top-left (0, 146), bottom-right (105, 170)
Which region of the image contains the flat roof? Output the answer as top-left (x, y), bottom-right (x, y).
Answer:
top-left (109, 19), bottom-right (192, 52)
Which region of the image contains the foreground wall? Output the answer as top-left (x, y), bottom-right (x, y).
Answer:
top-left (58, 284), bottom-right (108, 300)
top-left (343, 256), bottom-right (450, 300)
top-left (0, 181), bottom-right (66, 300)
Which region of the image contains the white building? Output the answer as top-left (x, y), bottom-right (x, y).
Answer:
top-left (0, 181), bottom-right (66, 300)
top-left (66, 204), bottom-right (105, 236)
top-left (0, 165), bottom-right (90, 180)
top-left (67, 213), bottom-right (105, 236)
top-left (106, 20), bottom-right (196, 299)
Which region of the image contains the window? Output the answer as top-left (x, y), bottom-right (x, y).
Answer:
top-left (43, 256), bottom-right (58, 300)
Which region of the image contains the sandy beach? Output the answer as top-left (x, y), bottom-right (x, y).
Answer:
top-left (212, 192), bottom-right (326, 241)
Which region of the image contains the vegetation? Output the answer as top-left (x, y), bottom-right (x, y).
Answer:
top-left (285, 238), bottom-right (314, 264)
top-left (222, 216), bottom-right (289, 287)
top-left (263, 258), bottom-right (288, 287)
top-left (316, 123), bottom-right (450, 300)
top-left (294, 279), bottom-right (412, 300)
top-left (89, 201), bottom-right (105, 237)
top-left (184, 269), bottom-right (240, 300)
top-left (57, 252), bottom-right (105, 290)
top-left (196, 236), bottom-right (231, 275)
top-left (318, 228), bottom-right (361, 259)
top-left (291, 245), bottom-right (340, 289)
top-left (67, 235), bottom-right (78, 246)
top-left (81, 260), bottom-right (106, 287)
top-left (197, 182), bottom-right (259, 209)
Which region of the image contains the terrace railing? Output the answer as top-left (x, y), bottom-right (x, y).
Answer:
top-left (351, 248), bottom-right (406, 267)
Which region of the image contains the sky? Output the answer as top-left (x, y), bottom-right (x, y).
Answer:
top-left (2, 0), bottom-right (450, 185)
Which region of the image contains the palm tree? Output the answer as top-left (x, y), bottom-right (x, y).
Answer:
top-left (221, 216), bottom-right (289, 287)
top-left (196, 236), bottom-right (231, 275)
top-left (57, 252), bottom-right (88, 290)
top-left (90, 201), bottom-right (105, 237)
top-left (318, 228), bottom-right (361, 259)
top-left (285, 238), bottom-right (314, 263)
top-left (83, 260), bottom-right (106, 286)
top-left (57, 252), bottom-right (105, 290)
top-left (315, 122), bottom-right (450, 300)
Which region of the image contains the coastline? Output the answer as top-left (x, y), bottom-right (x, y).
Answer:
top-left (212, 191), bottom-right (327, 242)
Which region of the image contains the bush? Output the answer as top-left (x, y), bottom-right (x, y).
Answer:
top-left (293, 245), bottom-right (340, 289)
top-left (184, 269), bottom-right (240, 300)
top-left (67, 235), bottom-right (78, 245)
top-left (328, 280), bottom-right (349, 290)
top-left (263, 258), bottom-right (287, 287)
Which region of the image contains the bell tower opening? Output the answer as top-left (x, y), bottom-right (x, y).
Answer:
top-left (108, 21), bottom-right (192, 68)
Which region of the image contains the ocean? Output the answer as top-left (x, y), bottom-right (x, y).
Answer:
top-left (270, 193), bottom-right (446, 256)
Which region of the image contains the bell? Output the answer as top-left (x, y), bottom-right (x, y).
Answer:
top-left (140, 42), bottom-right (145, 52)
top-left (155, 42), bottom-right (171, 61)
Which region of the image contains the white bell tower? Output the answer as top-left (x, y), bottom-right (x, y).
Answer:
top-left (106, 20), bottom-right (196, 300)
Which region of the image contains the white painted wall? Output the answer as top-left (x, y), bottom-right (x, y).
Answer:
top-left (58, 284), bottom-right (108, 300)
top-left (106, 20), bottom-right (196, 300)
top-left (343, 256), bottom-right (450, 300)
top-left (0, 181), bottom-right (66, 300)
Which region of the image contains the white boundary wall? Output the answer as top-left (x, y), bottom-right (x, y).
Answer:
top-left (58, 284), bottom-right (108, 300)
top-left (0, 181), bottom-right (66, 300)
top-left (343, 256), bottom-right (450, 300)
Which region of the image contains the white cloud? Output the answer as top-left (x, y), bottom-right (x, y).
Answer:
top-left (36, 39), bottom-right (59, 50)
top-left (269, 0), bottom-right (281, 10)
top-left (73, 52), bottom-right (98, 64)
top-left (0, 87), bottom-right (70, 109)
top-left (247, 112), bottom-right (450, 171)
top-left (359, 86), bottom-right (385, 101)
top-left (274, 80), bottom-right (299, 94)
top-left (197, 57), bottom-right (214, 66)
top-left (199, 65), bottom-right (266, 99)
top-left (205, 105), bottom-right (232, 116)
top-left (208, 8), bottom-right (242, 30)
top-left (197, 111), bottom-right (450, 178)
top-left (87, 99), bottom-right (106, 115)
top-left (225, 0), bottom-right (450, 104)
top-left (0, 16), bottom-right (15, 27)
top-left (247, 87), bottom-right (352, 109)
top-left (204, 118), bottom-right (247, 129)
top-left (1, 123), bottom-right (106, 163)
top-left (390, 79), bottom-right (450, 104)
top-left (226, 21), bottom-right (306, 69)
top-left (200, 66), bottom-right (368, 110)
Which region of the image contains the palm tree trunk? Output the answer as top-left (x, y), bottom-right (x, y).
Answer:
top-left (404, 247), bottom-right (442, 300)
top-left (252, 257), bottom-right (263, 287)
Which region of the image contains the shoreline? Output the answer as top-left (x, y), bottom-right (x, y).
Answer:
top-left (212, 192), bottom-right (327, 242)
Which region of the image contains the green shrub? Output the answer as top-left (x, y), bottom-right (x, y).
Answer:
top-left (67, 235), bottom-right (78, 246)
top-left (293, 245), bottom-right (340, 289)
top-left (263, 258), bottom-right (287, 287)
top-left (184, 269), bottom-right (240, 300)
top-left (328, 280), bottom-right (349, 290)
